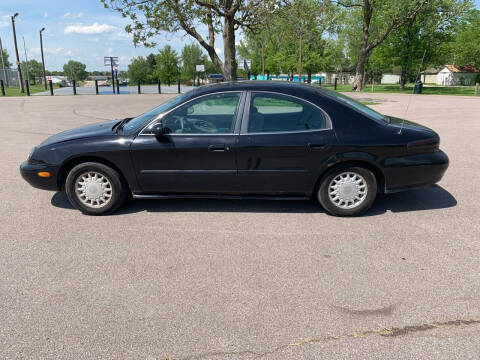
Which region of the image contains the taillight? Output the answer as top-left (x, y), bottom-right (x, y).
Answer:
top-left (407, 137), bottom-right (439, 149)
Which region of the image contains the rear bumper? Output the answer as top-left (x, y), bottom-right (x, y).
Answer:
top-left (20, 161), bottom-right (59, 191)
top-left (381, 150), bottom-right (449, 193)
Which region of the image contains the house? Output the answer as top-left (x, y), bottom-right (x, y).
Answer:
top-left (322, 71), bottom-right (354, 85)
top-left (421, 67), bottom-right (441, 84)
top-left (46, 75), bottom-right (68, 86)
top-left (381, 74), bottom-right (401, 84)
top-left (436, 65), bottom-right (478, 86)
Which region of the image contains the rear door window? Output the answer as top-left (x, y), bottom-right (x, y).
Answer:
top-left (248, 92), bottom-right (327, 133)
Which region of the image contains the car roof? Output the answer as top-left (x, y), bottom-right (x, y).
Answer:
top-left (187, 80), bottom-right (330, 98)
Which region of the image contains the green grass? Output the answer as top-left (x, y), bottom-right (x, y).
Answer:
top-left (1, 83), bottom-right (60, 97)
top-left (320, 83), bottom-right (479, 96)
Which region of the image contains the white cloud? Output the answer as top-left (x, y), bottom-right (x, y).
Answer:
top-left (0, 14), bottom-right (9, 28)
top-left (44, 12), bottom-right (49, 18)
top-left (63, 12), bottom-right (84, 19)
top-left (114, 31), bottom-right (132, 41)
top-left (64, 23), bottom-right (116, 35)
top-left (31, 47), bottom-right (64, 55)
top-left (215, 47), bottom-right (222, 55)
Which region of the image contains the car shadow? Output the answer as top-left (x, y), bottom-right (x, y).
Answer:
top-left (51, 185), bottom-right (456, 216)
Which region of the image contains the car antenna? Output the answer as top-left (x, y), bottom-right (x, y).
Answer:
top-left (398, 49), bottom-right (427, 135)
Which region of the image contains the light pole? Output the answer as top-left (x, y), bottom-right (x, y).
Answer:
top-left (40, 28), bottom-right (47, 89)
top-left (11, 13), bottom-right (24, 93)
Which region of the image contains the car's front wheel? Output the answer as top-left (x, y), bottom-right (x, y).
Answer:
top-left (65, 162), bottom-right (127, 215)
top-left (318, 166), bottom-right (377, 216)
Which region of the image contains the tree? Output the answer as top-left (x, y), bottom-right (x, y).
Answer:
top-left (118, 70), bottom-right (129, 80)
top-left (22, 59), bottom-right (44, 83)
top-left (336, 0), bottom-right (429, 91)
top-left (63, 60), bottom-right (88, 81)
top-left (128, 56), bottom-right (153, 84)
top-left (238, 0), bottom-right (335, 80)
top-left (100, 0), bottom-right (275, 81)
top-left (154, 45), bottom-right (180, 85)
top-left (448, 9), bottom-right (480, 68)
top-left (181, 43), bottom-right (204, 82)
top-left (277, 0), bottom-right (331, 81)
top-left (368, 0), bottom-right (472, 88)
top-left (1, 48), bottom-right (11, 68)
top-left (146, 53), bottom-right (157, 71)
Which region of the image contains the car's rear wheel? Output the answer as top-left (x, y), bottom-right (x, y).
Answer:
top-left (318, 166), bottom-right (377, 216)
top-left (65, 162), bottom-right (127, 215)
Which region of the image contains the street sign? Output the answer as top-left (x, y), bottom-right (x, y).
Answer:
top-left (196, 64), bottom-right (205, 72)
top-left (104, 56), bottom-right (119, 66)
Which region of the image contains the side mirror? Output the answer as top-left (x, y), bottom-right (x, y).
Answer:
top-left (149, 122), bottom-right (168, 136)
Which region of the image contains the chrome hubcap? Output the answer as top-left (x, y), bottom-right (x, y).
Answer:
top-left (75, 172), bottom-right (113, 208)
top-left (328, 172), bottom-right (368, 209)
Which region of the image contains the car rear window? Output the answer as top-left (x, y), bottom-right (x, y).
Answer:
top-left (322, 89), bottom-right (389, 124)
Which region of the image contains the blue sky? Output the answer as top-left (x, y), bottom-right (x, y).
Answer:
top-left (1, 0), bottom-right (479, 71)
top-left (0, 0), bottom-right (218, 71)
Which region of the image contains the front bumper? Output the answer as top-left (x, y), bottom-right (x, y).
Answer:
top-left (20, 161), bottom-right (59, 191)
top-left (381, 150), bottom-right (449, 193)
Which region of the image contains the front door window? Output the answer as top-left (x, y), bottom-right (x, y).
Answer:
top-left (145, 92), bottom-right (242, 135)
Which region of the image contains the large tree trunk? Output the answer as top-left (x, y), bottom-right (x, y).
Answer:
top-left (354, 46), bottom-right (368, 91)
top-left (222, 16), bottom-right (237, 81)
top-left (353, 0), bottom-right (373, 91)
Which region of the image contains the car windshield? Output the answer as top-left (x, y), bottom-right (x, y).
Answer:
top-left (122, 92), bottom-right (190, 133)
top-left (322, 88), bottom-right (389, 124)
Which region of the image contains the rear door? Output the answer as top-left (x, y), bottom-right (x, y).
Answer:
top-left (236, 91), bottom-right (338, 195)
top-left (130, 91), bottom-right (244, 194)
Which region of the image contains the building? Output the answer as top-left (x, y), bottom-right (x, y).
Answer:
top-left (322, 71), bottom-right (354, 85)
top-left (381, 74), bottom-right (401, 84)
top-left (421, 67), bottom-right (441, 84)
top-left (46, 75), bottom-right (68, 86)
top-left (436, 65), bottom-right (478, 86)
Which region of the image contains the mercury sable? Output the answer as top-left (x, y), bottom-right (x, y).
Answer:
top-left (20, 81), bottom-right (449, 216)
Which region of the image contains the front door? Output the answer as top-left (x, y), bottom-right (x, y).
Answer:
top-left (130, 91), bottom-right (243, 194)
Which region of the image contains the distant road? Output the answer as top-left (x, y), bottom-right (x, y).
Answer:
top-left (33, 84), bottom-right (195, 96)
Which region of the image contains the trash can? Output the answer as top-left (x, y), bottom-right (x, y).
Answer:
top-left (413, 80), bottom-right (423, 94)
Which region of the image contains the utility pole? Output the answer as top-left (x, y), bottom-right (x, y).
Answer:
top-left (11, 13), bottom-right (24, 93)
top-left (22, 36), bottom-right (30, 84)
top-left (40, 28), bottom-right (47, 90)
top-left (0, 37), bottom-right (8, 87)
top-left (110, 56), bottom-right (115, 94)
top-left (104, 56), bottom-right (118, 94)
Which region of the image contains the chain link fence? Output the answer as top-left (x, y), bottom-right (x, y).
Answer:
top-left (0, 68), bottom-right (20, 87)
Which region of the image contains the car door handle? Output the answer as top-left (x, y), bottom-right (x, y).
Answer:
top-left (208, 145), bottom-right (229, 152)
top-left (307, 143), bottom-right (326, 150)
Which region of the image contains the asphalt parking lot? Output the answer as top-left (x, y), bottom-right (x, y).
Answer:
top-left (1, 92), bottom-right (479, 359)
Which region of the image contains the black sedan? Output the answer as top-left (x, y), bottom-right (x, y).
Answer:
top-left (20, 81), bottom-right (449, 216)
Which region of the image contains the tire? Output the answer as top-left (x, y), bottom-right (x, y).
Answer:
top-left (65, 162), bottom-right (127, 215)
top-left (317, 166), bottom-right (377, 217)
